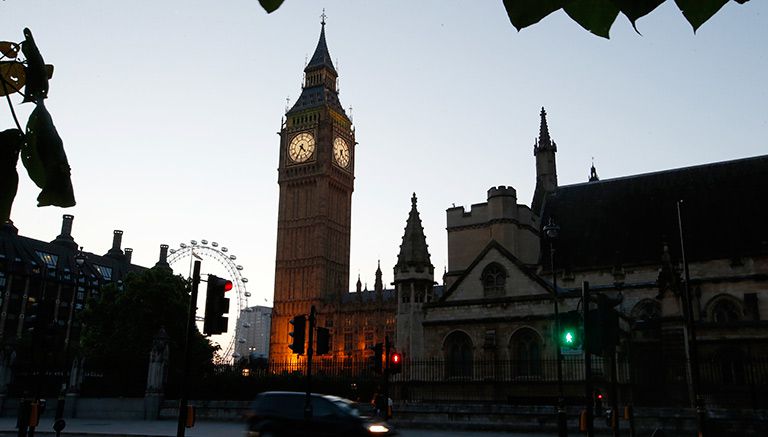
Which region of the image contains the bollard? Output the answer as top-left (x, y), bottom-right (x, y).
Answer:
top-left (185, 405), bottom-right (196, 428)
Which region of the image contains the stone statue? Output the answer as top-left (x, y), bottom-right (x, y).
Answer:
top-left (146, 326), bottom-right (170, 395)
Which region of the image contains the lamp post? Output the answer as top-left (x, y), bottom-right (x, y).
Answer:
top-left (544, 218), bottom-right (567, 437)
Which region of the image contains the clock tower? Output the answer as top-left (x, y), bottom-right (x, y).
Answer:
top-left (270, 19), bottom-right (356, 363)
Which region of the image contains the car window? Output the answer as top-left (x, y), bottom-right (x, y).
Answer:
top-left (311, 397), bottom-right (339, 418)
top-left (255, 394), bottom-right (304, 419)
top-left (332, 399), bottom-right (360, 417)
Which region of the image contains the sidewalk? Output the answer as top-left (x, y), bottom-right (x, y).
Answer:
top-left (0, 417), bottom-right (246, 437)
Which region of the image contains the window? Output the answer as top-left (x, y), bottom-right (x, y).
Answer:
top-left (93, 265), bottom-right (113, 281)
top-left (35, 251), bottom-right (58, 269)
top-left (711, 298), bottom-right (742, 323)
top-left (510, 328), bottom-right (542, 377)
top-left (481, 263), bottom-right (506, 297)
top-left (484, 329), bottom-right (496, 348)
top-left (344, 333), bottom-right (354, 352)
top-left (444, 331), bottom-right (474, 379)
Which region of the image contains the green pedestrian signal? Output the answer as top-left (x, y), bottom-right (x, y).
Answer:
top-left (559, 310), bottom-right (583, 351)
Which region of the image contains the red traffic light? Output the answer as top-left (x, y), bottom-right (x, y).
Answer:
top-left (391, 353), bottom-right (401, 364)
top-left (597, 393), bottom-right (603, 399)
top-left (223, 280), bottom-right (233, 292)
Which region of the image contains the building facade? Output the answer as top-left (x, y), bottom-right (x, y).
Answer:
top-left (235, 305), bottom-right (272, 359)
top-left (395, 108), bottom-right (768, 404)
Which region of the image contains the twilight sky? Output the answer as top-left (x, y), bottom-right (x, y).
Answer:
top-left (2, 1), bottom-right (766, 332)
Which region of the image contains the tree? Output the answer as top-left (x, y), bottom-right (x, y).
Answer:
top-left (257, 0), bottom-right (752, 39)
top-left (79, 267), bottom-right (217, 394)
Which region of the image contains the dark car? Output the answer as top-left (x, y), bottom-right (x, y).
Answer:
top-left (246, 391), bottom-right (396, 437)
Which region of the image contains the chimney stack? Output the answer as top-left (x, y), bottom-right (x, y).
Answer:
top-left (105, 230), bottom-right (126, 260)
top-left (51, 214), bottom-right (78, 250)
top-left (124, 248), bottom-right (133, 264)
top-left (154, 244), bottom-right (171, 271)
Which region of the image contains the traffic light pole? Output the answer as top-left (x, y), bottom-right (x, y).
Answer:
top-left (384, 336), bottom-right (390, 419)
top-left (304, 305), bottom-right (316, 419)
top-left (583, 281), bottom-right (594, 437)
top-left (550, 242), bottom-right (567, 437)
top-left (176, 260), bottom-right (200, 437)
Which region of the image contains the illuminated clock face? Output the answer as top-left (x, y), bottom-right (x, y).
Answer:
top-left (333, 137), bottom-right (350, 168)
top-left (288, 132), bottom-right (315, 163)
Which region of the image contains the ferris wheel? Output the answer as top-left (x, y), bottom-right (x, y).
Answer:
top-left (166, 239), bottom-right (252, 363)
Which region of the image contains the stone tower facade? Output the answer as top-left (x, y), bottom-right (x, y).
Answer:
top-left (270, 21), bottom-right (356, 363)
top-left (394, 194), bottom-right (435, 360)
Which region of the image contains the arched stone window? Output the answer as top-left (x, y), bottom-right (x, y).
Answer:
top-left (481, 263), bottom-right (507, 297)
top-left (631, 299), bottom-right (661, 322)
top-left (509, 327), bottom-right (542, 377)
top-left (709, 296), bottom-right (742, 323)
top-left (444, 331), bottom-right (474, 379)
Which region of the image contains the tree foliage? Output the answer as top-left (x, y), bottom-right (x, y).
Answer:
top-left (79, 267), bottom-right (217, 390)
top-left (0, 28), bottom-right (74, 224)
top-left (257, 0), bottom-right (752, 39)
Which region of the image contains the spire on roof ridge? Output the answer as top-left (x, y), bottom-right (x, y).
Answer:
top-left (589, 158), bottom-right (600, 182)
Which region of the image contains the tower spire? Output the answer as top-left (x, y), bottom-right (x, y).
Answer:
top-left (535, 107), bottom-right (556, 152)
top-left (395, 193), bottom-right (434, 273)
top-left (531, 107), bottom-right (559, 214)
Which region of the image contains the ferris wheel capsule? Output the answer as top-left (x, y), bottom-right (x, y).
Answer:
top-left (242, 278), bottom-right (249, 283)
top-left (201, 239), bottom-right (208, 245)
top-left (221, 247), bottom-right (228, 252)
top-left (169, 249), bottom-right (176, 254)
top-left (191, 240), bottom-right (198, 246)
top-left (245, 292), bottom-right (251, 297)
top-left (229, 255), bottom-right (237, 260)
top-left (237, 265), bottom-right (243, 270)
top-left (212, 242), bottom-right (219, 247)
top-left (180, 243), bottom-right (187, 248)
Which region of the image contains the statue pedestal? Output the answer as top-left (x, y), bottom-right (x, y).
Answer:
top-left (144, 393), bottom-right (162, 420)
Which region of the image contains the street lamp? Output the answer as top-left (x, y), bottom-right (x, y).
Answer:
top-left (543, 218), bottom-right (567, 437)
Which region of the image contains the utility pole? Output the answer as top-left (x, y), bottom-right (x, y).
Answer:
top-left (176, 260), bottom-right (200, 437)
top-left (677, 200), bottom-right (706, 437)
top-left (304, 305), bottom-right (316, 419)
top-left (583, 281), bottom-right (594, 437)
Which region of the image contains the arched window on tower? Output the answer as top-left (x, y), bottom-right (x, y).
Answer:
top-left (509, 328), bottom-right (542, 378)
top-left (443, 331), bottom-right (474, 379)
top-left (481, 263), bottom-right (507, 298)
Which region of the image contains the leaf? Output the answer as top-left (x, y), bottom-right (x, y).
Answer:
top-left (503, 0), bottom-right (563, 31)
top-left (0, 41), bottom-right (20, 59)
top-left (0, 61), bottom-right (25, 96)
top-left (674, 0), bottom-right (729, 32)
top-left (259, 0), bottom-right (285, 14)
top-left (612, 0), bottom-right (665, 32)
top-left (23, 102), bottom-right (75, 208)
top-left (0, 128), bottom-right (24, 223)
top-left (564, 0), bottom-right (621, 39)
top-left (21, 28), bottom-right (49, 103)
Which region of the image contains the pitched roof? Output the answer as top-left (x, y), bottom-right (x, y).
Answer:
top-left (540, 155), bottom-right (768, 271)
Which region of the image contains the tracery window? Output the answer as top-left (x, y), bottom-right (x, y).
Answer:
top-left (510, 328), bottom-right (541, 377)
top-left (481, 263), bottom-right (506, 297)
top-left (444, 331), bottom-right (474, 379)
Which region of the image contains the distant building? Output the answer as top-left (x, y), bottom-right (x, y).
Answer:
top-left (235, 305), bottom-right (272, 359)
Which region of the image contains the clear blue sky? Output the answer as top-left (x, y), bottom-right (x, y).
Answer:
top-left (2, 1), bottom-right (766, 314)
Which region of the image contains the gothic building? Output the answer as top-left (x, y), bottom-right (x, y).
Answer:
top-left (397, 108), bottom-right (768, 403)
top-left (269, 21), bottom-right (396, 364)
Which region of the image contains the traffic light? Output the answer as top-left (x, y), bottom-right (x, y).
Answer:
top-left (203, 275), bottom-right (232, 335)
top-left (559, 310), bottom-right (583, 350)
top-left (316, 327), bottom-right (331, 355)
top-left (586, 294), bottom-right (620, 353)
top-left (389, 351), bottom-right (403, 374)
top-left (594, 390), bottom-right (604, 416)
top-left (288, 315), bottom-right (306, 354)
top-left (371, 342), bottom-right (383, 374)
